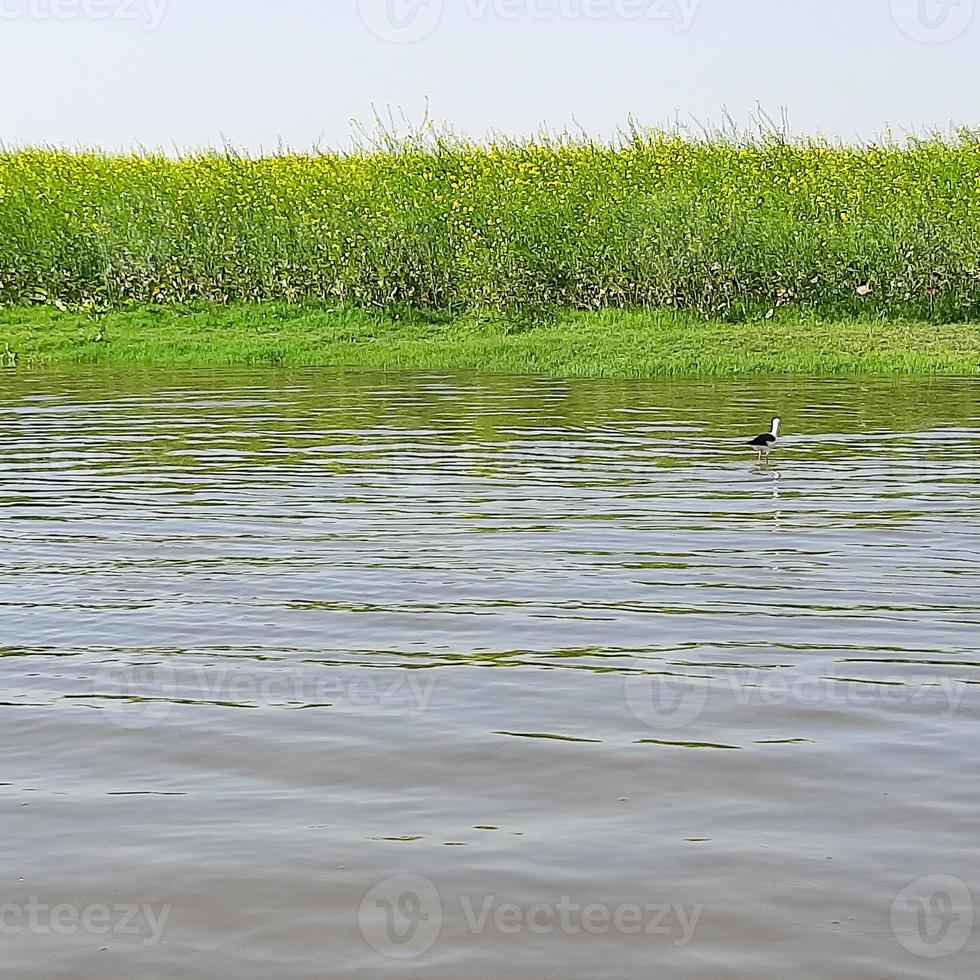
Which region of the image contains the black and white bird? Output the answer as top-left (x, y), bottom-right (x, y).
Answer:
top-left (748, 417), bottom-right (781, 461)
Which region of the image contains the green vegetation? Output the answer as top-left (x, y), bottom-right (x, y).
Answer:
top-left (1, 133), bottom-right (979, 320)
top-left (1, 132), bottom-right (978, 376)
top-left (2, 304), bottom-right (977, 376)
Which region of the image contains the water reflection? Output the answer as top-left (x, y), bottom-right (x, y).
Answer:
top-left (1, 370), bottom-right (978, 979)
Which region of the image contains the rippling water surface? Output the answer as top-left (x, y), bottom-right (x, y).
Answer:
top-left (2, 370), bottom-right (979, 979)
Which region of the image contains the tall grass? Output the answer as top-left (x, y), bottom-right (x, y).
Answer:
top-left (2, 129), bottom-right (979, 319)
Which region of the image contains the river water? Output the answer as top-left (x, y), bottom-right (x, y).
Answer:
top-left (1, 370), bottom-right (978, 979)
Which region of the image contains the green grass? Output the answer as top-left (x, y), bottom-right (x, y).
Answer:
top-left (1, 132), bottom-right (979, 320)
top-left (2, 304), bottom-right (977, 377)
top-left (3, 132), bottom-right (979, 375)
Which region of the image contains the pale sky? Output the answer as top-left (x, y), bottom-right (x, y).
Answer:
top-left (1, 0), bottom-right (977, 151)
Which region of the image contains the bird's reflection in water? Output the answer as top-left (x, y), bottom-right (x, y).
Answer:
top-left (749, 462), bottom-right (782, 520)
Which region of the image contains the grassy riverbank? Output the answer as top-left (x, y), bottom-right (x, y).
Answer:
top-left (2, 304), bottom-right (977, 376)
top-left (3, 134), bottom-right (978, 376)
